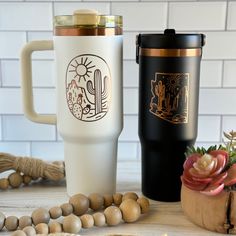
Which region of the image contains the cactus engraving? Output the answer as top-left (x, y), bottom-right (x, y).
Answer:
top-left (87, 69), bottom-right (109, 115)
top-left (66, 54), bottom-right (111, 122)
top-left (149, 72), bottom-right (189, 124)
top-left (155, 81), bottom-right (165, 111)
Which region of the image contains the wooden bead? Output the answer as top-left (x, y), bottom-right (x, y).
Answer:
top-left (8, 172), bottom-right (23, 188)
top-left (31, 208), bottom-right (50, 225)
top-left (80, 214), bottom-right (94, 228)
top-left (23, 176), bottom-right (32, 185)
top-left (137, 197), bottom-right (150, 214)
top-left (113, 193), bottom-right (123, 206)
top-left (49, 221), bottom-right (62, 233)
top-left (5, 216), bottom-right (19, 231)
top-left (103, 194), bottom-right (113, 208)
top-left (63, 214), bottom-right (81, 234)
top-left (23, 226), bottom-right (36, 236)
top-left (49, 206), bottom-right (62, 219)
top-left (93, 212), bottom-right (106, 227)
top-left (122, 192), bottom-right (139, 201)
top-left (104, 206), bottom-right (122, 226)
top-left (0, 178), bottom-right (9, 190)
top-left (60, 203), bottom-right (73, 216)
top-left (69, 194), bottom-right (89, 216)
top-left (19, 216), bottom-right (32, 229)
top-left (119, 199), bottom-right (141, 223)
top-left (0, 212), bottom-right (5, 230)
top-left (11, 230), bottom-right (26, 236)
top-left (35, 223), bottom-right (49, 234)
top-left (88, 193), bottom-right (104, 211)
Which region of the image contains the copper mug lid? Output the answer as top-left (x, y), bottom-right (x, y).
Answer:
top-left (54, 9), bottom-right (123, 36)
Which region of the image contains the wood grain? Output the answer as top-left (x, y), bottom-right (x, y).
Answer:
top-left (0, 161), bottom-right (227, 236)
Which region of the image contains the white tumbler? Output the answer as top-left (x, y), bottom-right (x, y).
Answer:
top-left (20, 10), bottom-right (123, 196)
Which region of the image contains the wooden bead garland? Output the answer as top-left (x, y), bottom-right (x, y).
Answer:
top-left (0, 153), bottom-right (65, 191)
top-left (0, 192), bottom-right (149, 236)
top-left (0, 171), bottom-right (41, 190)
top-left (0, 153), bottom-right (65, 183)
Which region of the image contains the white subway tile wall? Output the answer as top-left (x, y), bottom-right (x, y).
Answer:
top-left (0, 1), bottom-right (235, 161)
top-left (0, 3), bottom-right (53, 30)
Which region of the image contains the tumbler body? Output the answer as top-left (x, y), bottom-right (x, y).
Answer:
top-left (53, 13), bottom-right (123, 196)
top-left (137, 30), bottom-right (205, 201)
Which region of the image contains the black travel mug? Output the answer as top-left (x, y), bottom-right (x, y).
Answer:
top-left (136, 29), bottom-right (205, 202)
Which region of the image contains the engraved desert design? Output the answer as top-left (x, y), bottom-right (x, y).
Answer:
top-left (149, 72), bottom-right (189, 124)
top-left (66, 54), bottom-right (111, 122)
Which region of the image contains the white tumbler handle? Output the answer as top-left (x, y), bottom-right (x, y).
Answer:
top-left (20, 40), bottom-right (56, 125)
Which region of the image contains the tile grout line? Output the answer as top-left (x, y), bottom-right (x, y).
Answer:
top-left (221, 60), bottom-right (225, 88)
top-left (0, 59), bottom-right (2, 88)
top-left (225, 0), bottom-right (229, 31)
top-left (219, 115), bottom-right (223, 143)
top-left (166, 1), bottom-right (169, 28)
top-left (52, 1), bottom-right (55, 17)
top-left (29, 141), bottom-right (32, 156)
top-left (109, 1), bottom-right (112, 14)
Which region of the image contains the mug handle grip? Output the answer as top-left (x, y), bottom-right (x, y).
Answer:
top-left (20, 40), bottom-right (56, 125)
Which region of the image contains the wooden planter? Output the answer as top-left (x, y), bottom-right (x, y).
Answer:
top-left (181, 185), bottom-right (236, 234)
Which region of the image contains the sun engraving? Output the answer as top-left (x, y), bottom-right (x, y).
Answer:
top-left (69, 57), bottom-right (95, 82)
top-left (165, 74), bottom-right (180, 93)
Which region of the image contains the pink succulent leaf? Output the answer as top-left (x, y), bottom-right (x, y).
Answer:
top-left (183, 153), bottom-right (201, 169)
top-left (189, 167), bottom-right (210, 178)
top-left (208, 158), bottom-right (219, 174)
top-left (181, 176), bottom-right (207, 191)
top-left (209, 171), bottom-right (228, 186)
top-left (210, 150), bottom-right (229, 167)
top-left (209, 154), bottom-right (226, 177)
top-left (209, 150), bottom-right (229, 161)
top-left (224, 164), bottom-right (236, 186)
top-left (200, 183), bottom-right (225, 196)
top-left (192, 176), bottom-right (212, 184)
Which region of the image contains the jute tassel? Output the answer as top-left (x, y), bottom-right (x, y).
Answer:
top-left (0, 153), bottom-right (65, 181)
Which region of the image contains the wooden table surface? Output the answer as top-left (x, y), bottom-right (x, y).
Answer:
top-left (0, 161), bottom-right (227, 236)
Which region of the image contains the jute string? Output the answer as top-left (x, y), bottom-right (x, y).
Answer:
top-left (0, 153), bottom-right (65, 181)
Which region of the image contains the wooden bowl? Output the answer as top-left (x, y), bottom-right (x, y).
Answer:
top-left (181, 185), bottom-right (236, 234)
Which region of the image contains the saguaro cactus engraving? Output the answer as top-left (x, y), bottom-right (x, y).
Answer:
top-left (165, 93), bottom-right (171, 115)
top-left (87, 69), bottom-right (109, 115)
top-left (155, 81), bottom-right (165, 111)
